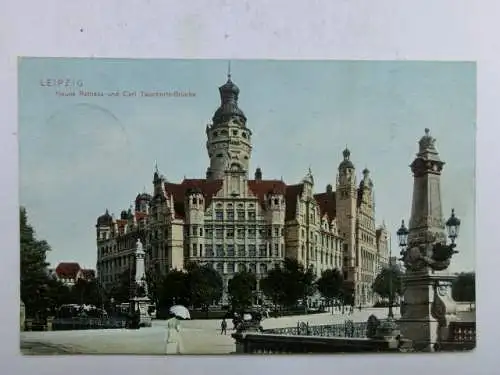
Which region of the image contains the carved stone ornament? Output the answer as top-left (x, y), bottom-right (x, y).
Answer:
top-left (431, 281), bottom-right (455, 328)
top-left (403, 246), bottom-right (427, 271)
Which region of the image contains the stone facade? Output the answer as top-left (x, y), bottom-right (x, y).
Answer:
top-left (95, 73), bottom-right (390, 305)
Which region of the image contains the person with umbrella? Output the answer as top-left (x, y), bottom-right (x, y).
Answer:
top-left (164, 305), bottom-right (190, 354)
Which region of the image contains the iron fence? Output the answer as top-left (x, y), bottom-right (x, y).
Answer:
top-left (51, 317), bottom-right (128, 331)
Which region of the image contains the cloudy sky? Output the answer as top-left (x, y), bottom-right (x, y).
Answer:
top-left (18, 58), bottom-right (475, 272)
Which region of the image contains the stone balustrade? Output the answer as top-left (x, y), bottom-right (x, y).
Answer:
top-left (232, 332), bottom-right (411, 354)
top-left (436, 321), bottom-right (476, 351)
top-left (264, 320), bottom-right (377, 338)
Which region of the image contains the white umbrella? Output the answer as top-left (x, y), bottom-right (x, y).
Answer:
top-left (169, 305), bottom-right (190, 320)
top-left (243, 313), bottom-right (252, 321)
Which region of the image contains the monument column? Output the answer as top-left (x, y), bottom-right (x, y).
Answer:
top-left (398, 128), bottom-right (460, 352)
top-left (131, 238), bottom-right (152, 327)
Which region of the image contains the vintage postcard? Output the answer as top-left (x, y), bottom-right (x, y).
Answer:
top-left (18, 58), bottom-right (476, 355)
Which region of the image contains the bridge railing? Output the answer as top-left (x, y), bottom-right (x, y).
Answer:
top-left (264, 320), bottom-right (377, 338)
top-left (436, 321), bottom-right (476, 351)
top-left (232, 332), bottom-right (411, 354)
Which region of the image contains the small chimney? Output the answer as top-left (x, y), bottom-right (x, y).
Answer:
top-left (326, 184), bottom-right (333, 194)
top-left (255, 167), bottom-right (262, 181)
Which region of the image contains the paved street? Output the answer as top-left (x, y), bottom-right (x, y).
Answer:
top-left (20, 308), bottom-right (401, 355)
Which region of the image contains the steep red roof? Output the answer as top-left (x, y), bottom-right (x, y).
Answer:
top-left (55, 262), bottom-right (81, 279)
top-left (285, 184), bottom-right (304, 221)
top-left (164, 179), bottom-right (223, 218)
top-left (79, 269), bottom-right (96, 280)
top-left (248, 179), bottom-right (287, 207)
top-left (135, 212), bottom-right (148, 220)
top-left (116, 219), bottom-right (128, 228)
top-left (314, 191), bottom-right (336, 222)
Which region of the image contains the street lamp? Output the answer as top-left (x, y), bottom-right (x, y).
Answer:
top-left (396, 220), bottom-right (409, 255)
top-left (397, 209), bottom-right (461, 270)
top-left (445, 209), bottom-right (461, 245)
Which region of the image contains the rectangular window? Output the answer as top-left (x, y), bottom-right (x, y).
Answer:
top-left (192, 243), bottom-right (197, 257)
top-left (237, 210), bottom-right (245, 221)
top-left (215, 227), bottom-right (223, 239)
top-left (248, 211), bottom-right (256, 221)
top-left (206, 246), bottom-right (214, 257)
top-left (226, 227), bottom-right (234, 238)
top-left (215, 210), bottom-right (223, 221)
top-left (199, 227), bottom-right (203, 236)
top-left (274, 228), bottom-right (279, 237)
top-left (237, 245), bottom-right (246, 257)
top-left (259, 244), bottom-right (267, 257)
top-left (216, 245), bottom-right (224, 257)
top-left (237, 228), bottom-right (245, 239)
top-left (248, 228), bottom-right (256, 238)
top-left (205, 227), bottom-right (213, 237)
top-left (227, 263), bottom-right (235, 273)
top-left (226, 210), bottom-right (234, 221)
top-left (227, 245), bottom-right (235, 257)
top-left (248, 245), bottom-right (257, 257)
top-left (273, 244), bottom-right (279, 257)
top-left (199, 243), bottom-right (203, 256)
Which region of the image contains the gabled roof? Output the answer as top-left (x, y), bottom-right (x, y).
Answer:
top-left (79, 269), bottom-right (96, 280)
top-left (55, 262), bottom-right (81, 279)
top-left (248, 179), bottom-right (287, 207)
top-left (164, 179), bottom-right (223, 218)
top-left (135, 212), bottom-right (148, 220)
top-left (314, 191), bottom-right (336, 223)
top-left (284, 184), bottom-right (304, 221)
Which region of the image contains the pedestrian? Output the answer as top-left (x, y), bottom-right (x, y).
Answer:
top-left (164, 313), bottom-right (183, 354)
top-left (221, 318), bottom-right (227, 335)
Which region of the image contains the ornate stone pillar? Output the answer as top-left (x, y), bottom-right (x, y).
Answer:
top-left (399, 129), bottom-right (458, 351)
top-left (131, 238), bottom-right (152, 327)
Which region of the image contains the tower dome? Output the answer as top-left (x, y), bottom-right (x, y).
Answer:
top-left (212, 73), bottom-right (247, 126)
top-left (338, 147), bottom-right (355, 170)
top-left (97, 209), bottom-right (113, 226)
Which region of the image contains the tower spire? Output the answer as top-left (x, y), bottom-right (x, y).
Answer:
top-left (227, 61), bottom-right (232, 80)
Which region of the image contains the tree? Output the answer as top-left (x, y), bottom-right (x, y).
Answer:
top-left (452, 272), bottom-right (475, 302)
top-left (109, 267), bottom-right (135, 303)
top-left (186, 262), bottom-right (223, 310)
top-left (316, 268), bottom-right (343, 309)
top-left (145, 268), bottom-right (163, 306)
top-left (260, 266), bottom-right (286, 309)
top-left (281, 258), bottom-right (316, 308)
top-left (72, 278), bottom-right (101, 306)
top-left (261, 258), bottom-right (316, 310)
top-left (228, 271), bottom-right (257, 310)
top-left (158, 269), bottom-right (189, 307)
top-left (372, 265), bottom-right (403, 303)
top-left (20, 207), bottom-right (52, 317)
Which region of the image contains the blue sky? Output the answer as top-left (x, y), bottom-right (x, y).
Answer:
top-left (18, 58), bottom-right (476, 272)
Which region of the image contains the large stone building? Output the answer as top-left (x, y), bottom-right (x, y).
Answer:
top-left (95, 73), bottom-right (390, 306)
